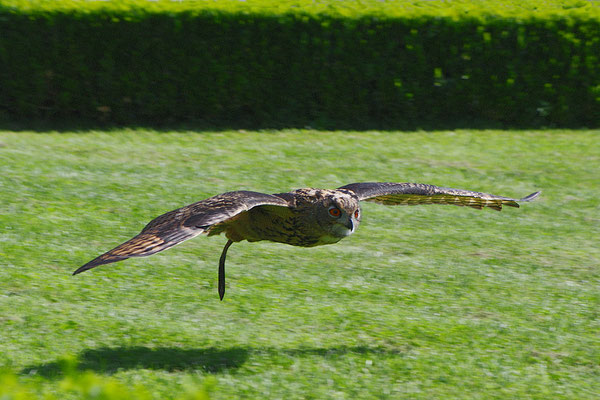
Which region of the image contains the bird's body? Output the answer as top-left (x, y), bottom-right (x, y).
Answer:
top-left (73, 182), bottom-right (540, 299)
top-left (209, 188), bottom-right (360, 247)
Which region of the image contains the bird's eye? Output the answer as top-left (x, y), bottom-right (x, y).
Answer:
top-left (329, 207), bottom-right (341, 217)
top-left (354, 209), bottom-right (360, 219)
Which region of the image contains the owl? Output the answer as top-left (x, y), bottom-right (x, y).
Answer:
top-left (73, 182), bottom-right (540, 299)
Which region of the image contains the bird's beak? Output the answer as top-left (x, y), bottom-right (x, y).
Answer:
top-left (344, 218), bottom-right (354, 232)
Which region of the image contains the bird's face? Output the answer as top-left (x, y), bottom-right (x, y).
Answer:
top-left (317, 194), bottom-right (361, 241)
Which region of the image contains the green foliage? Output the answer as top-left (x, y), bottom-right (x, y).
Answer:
top-left (0, 1), bottom-right (599, 127)
top-left (1, 128), bottom-right (599, 398)
top-left (1, 357), bottom-right (212, 399)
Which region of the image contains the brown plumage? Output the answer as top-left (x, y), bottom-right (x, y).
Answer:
top-left (73, 182), bottom-right (540, 299)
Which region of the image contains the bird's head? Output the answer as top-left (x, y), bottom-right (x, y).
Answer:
top-left (316, 191), bottom-right (361, 241)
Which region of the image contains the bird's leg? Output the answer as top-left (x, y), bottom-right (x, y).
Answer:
top-left (218, 239), bottom-right (234, 301)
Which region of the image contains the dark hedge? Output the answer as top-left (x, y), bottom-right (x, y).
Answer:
top-left (1, 2), bottom-right (599, 128)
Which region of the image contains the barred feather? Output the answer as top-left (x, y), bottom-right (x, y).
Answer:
top-left (339, 182), bottom-right (539, 211)
top-left (73, 191), bottom-right (289, 275)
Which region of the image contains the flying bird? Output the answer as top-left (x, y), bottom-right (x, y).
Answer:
top-left (73, 182), bottom-right (540, 300)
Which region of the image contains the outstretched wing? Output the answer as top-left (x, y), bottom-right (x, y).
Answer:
top-left (73, 191), bottom-right (290, 275)
top-left (338, 182), bottom-right (540, 211)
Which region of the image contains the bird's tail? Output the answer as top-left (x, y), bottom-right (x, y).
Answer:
top-left (72, 232), bottom-right (177, 275)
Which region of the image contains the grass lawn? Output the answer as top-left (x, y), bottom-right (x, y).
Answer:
top-left (0, 129), bottom-right (598, 399)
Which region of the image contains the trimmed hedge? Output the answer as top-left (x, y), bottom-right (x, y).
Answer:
top-left (0, 0), bottom-right (599, 128)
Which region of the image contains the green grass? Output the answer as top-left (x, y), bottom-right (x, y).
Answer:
top-left (0, 129), bottom-right (598, 399)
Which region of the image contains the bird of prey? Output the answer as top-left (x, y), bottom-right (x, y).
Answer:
top-left (73, 182), bottom-right (540, 300)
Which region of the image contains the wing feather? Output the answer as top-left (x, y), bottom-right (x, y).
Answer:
top-left (338, 182), bottom-right (540, 211)
top-left (73, 191), bottom-right (290, 274)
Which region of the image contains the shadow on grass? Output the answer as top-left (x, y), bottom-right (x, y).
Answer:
top-left (21, 344), bottom-right (404, 379)
top-left (21, 346), bottom-right (249, 378)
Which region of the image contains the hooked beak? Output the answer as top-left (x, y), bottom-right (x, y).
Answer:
top-left (343, 218), bottom-right (354, 232)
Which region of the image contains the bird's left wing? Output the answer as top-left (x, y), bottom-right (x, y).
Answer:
top-left (73, 191), bottom-right (289, 275)
top-left (338, 182), bottom-right (540, 211)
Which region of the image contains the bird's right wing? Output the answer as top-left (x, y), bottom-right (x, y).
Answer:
top-left (338, 182), bottom-right (540, 211)
top-left (73, 191), bottom-right (290, 274)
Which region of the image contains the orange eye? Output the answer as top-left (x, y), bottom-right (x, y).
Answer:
top-left (329, 207), bottom-right (341, 217)
top-left (354, 209), bottom-right (360, 219)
